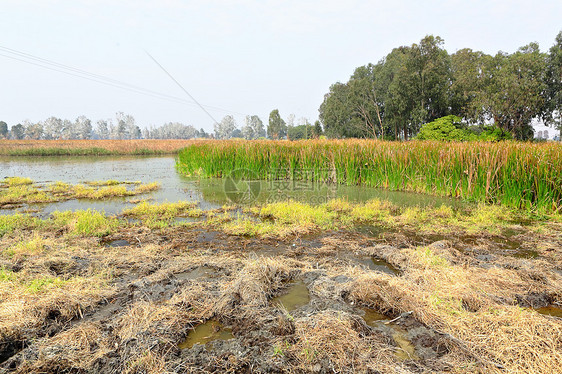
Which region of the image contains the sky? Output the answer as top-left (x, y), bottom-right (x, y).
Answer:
top-left (1, 0), bottom-right (562, 132)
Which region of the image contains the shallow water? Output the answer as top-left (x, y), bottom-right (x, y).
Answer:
top-left (178, 320), bottom-right (233, 349)
top-left (361, 308), bottom-right (418, 360)
top-left (271, 281), bottom-right (310, 312)
top-left (361, 308), bottom-right (389, 324)
top-left (1, 155), bottom-right (465, 215)
top-left (357, 257), bottom-right (401, 276)
top-left (536, 305), bottom-right (562, 318)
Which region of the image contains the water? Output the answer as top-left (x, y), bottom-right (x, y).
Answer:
top-left (356, 257), bottom-right (401, 276)
top-left (0, 155), bottom-right (218, 215)
top-left (271, 281), bottom-right (310, 312)
top-left (1, 155), bottom-right (465, 215)
top-left (361, 308), bottom-right (418, 360)
top-left (536, 305), bottom-right (562, 318)
top-left (178, 320), bottom-right (234, 349)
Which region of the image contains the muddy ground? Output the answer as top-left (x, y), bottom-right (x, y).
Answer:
top-left (0, 208), bottom-right (561, 373)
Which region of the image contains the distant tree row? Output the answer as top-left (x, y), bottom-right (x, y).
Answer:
top-left (320, 31), bottom-right (562, 140)
top-left (213, 112), bottom-right (322, 140)
top-left (1, 110), bottom-right (322, 141)
top-left (0, 113), bottom-right (210, 140)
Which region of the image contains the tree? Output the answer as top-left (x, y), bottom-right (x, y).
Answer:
top-left (347, 64), bottom-right (386, 138)
top-left (23, 120), bottom-right (43, 140)
top-left (96, 120), bottom-right (110, 139)
top-left (74, 116), bottom-right (92, 139)
top-left (267, 109), bottom-right (287, 139)
top-left (114, 112), bottom-right (136, 139)
top-left (61, 119), bottom-right (73, 139)
top-left (407, 36), bottom-right (452, 126)
top-left (450, 48), bottom-right (491, 123)
top-left (241, 115), bottom-right (265, 139)
top-left (546, 31), bottom-right (562, 138)
top-left (314, 120), bottom-right (323, 137)
top-left (319, 83), bottom-right (359, 138)
top-left (0, 121), bottom-right (8, 138)
top-left (10, 124), bottom-right (24, 139)
top-left (416, 115), bottom-right (475, 141)
top-left (478, 44), bottom-right (548, 140)
top-left (214, 115), bottom-right (237, 139)
top-left (198, 128), bottom-right (209, 138)
top-left (43, 117), bottom-right (64, 140)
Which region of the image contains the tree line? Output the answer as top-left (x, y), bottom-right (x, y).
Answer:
top-left (319, 31), bottom-right (562, 140)
top-left (0, 113), bottom-right (205, 140)
top-left (0, 111), bottom-right (323, 141)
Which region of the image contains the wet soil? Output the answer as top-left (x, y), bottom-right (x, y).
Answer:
top-left (1, 218), bottom-right (561, 373)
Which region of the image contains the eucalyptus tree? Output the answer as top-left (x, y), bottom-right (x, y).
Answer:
top-left (0, 121), bottom-right (8, 138)
top-left (96, 120), bottom-right (110, 139)
top-left (241, 115), bottom-right (264, 139)
top-left (546, 31), bottom-right (562, 138)
top-left (477, 44), bottom-right (547, 139)
top-left (267, 109), bottom-right (287, 139)
top-left (450, 48), bottom-right (491, 123)
top-left (214, 115), bottom-right (237, 139)
top-left (10, 124), bottom-right (24, 139)
top-left (43, 117), bottom-right (64, 139)
top-left (74, 116), bottom-right (92, 140)
top-left (23, 120), bottom-right (43, 140)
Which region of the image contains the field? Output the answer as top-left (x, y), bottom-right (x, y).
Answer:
top-left (0, 139), bottom-right (203, 156)
top-left (178, 139), bottom-right (562, 213)
top-left (1, 140), bottom-right (562, 373)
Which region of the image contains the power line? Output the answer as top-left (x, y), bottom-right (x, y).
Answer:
top-left (0, 44), bottom-right (246, 116)
top-left (145, 50), bottom-right (219, 124)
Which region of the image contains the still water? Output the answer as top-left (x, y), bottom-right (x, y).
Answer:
top-left (0, 155), bottom-right (465, 215)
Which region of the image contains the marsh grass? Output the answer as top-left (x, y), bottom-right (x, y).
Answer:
top-left (0, 178), bottom-right (160, 207)
top-left (52, 209), bottom-right (119, 236)
top-left (122, 201), bottom-right (203, 228)
top-left (219, 198), bottom-right (525, 239)
top-left (178, 139), bottom-right (562, 213)
top-left (0, 139), bottom-right (204, 156)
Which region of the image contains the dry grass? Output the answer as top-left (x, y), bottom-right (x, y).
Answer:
top-left (347, 245), bottom-right (562, 373)
top-left (286, 310), bottom-right (397, 373)
top-left (0, 139), bottom-right (205, 156)
top-left (0, 197), bottom-right (561, 373)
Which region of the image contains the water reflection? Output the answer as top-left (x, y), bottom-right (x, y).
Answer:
top-left (1, 155), bottom-right (466, 215)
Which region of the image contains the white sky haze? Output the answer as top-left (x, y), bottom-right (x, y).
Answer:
top-left (1, 0), bottom-right (561, 131)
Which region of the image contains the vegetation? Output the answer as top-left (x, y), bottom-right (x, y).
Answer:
top-left (177, 139), bottom-right (562, 212)
top-left (0, 178), bottom-right (160, 207)
top-left (0, 198), bottom-right (560, 373)
top-left (416, 115), bottom-right (512, 141)
top-left (0, 139), bottom-right (202, 156)
top-left (320, 32), bottom-right (562, 140)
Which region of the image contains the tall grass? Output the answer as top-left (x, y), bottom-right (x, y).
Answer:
top-left (177, 139), bottom-right (562, 212)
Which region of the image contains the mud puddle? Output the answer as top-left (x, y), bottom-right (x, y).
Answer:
top-left (356, 257), bottom-right (401, 276)
top-left (355, 225), bottom-right (387, 238)
top-left (178, 320), bottom-right (234, 349)
top-left (105, 239), bottom-right (131, 248)
top-left (361, 308), bottom-right (418, 361)
top-left (536, 305), bottom-right (562, 318)
top-left (175, 266), bottom-right (219, 281)
top-left (272, 280), bottom-right (310, 312)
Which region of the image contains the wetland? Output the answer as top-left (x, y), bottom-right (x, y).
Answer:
top-left (1, 151), bottom-right (561, 373)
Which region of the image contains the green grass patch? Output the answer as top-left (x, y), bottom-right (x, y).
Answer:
top-left (52, 209), bottom-right (119, 236)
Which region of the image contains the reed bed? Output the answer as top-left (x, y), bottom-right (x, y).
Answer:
top-left (0, 139), bottom-right (207, 156)
top-left (177, 139), bottom-right (562, 212)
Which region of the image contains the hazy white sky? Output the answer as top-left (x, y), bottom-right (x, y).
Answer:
top-left (1, 0), bottom-right (561, 131)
